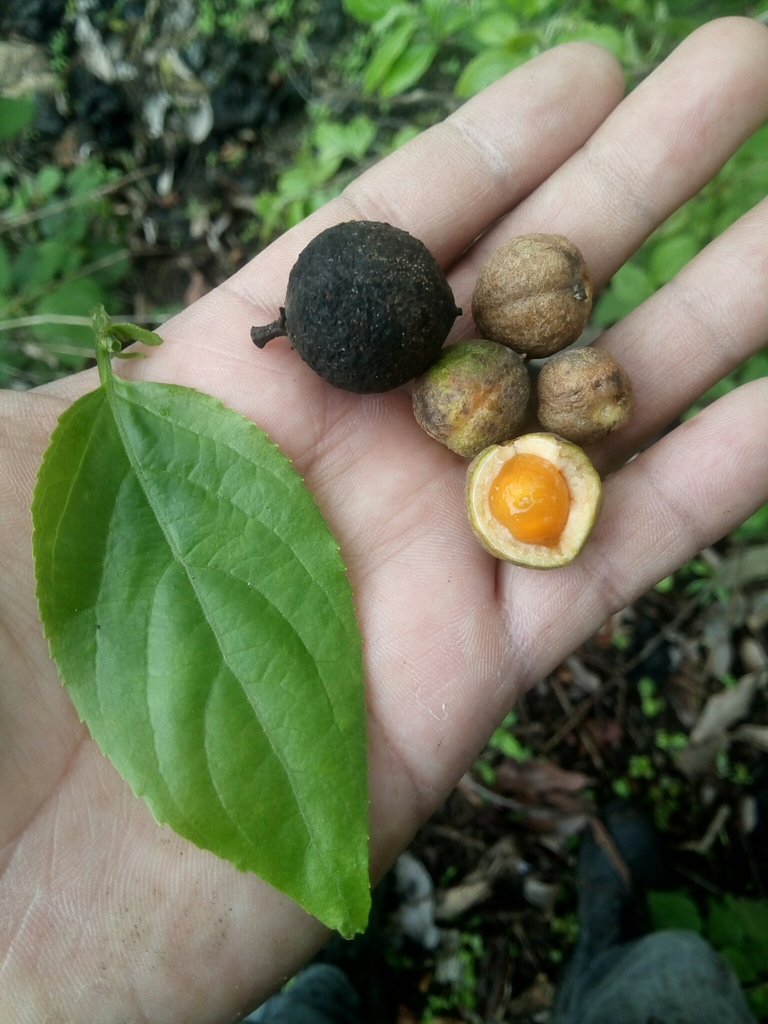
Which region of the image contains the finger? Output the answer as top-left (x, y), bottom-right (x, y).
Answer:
top-left (450, 17), bottom-right (768, 316)
top-left (501, 377), bottom-right (768, 685)
top-left (225, 41), bottom-right (624, 308)
top-left (46, 42), bottom-right (621, 465)
top-left (597, 195), bottom-right (768, 472)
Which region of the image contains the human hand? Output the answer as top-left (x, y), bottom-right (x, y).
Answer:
top-left (2, 17), bottom-right (768, 1023)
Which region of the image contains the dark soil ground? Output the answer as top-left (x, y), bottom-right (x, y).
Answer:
top-left (3, 3), bottom-right (768, 1021)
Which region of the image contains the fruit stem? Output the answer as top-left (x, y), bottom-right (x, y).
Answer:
top-left (251, 309), bottom-right (287, 348)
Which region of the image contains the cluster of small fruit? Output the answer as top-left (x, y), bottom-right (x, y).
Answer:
top-left (412, 232), bottom-right (634, 569)
top-left (413, 233), bottom-right (634, 457)
top-left (250, 222), bottom-right (634, 569)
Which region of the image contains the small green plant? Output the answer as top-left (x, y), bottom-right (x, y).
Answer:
top-left (654, 731), bottom-right (688, 753)
top-left (488, 710), bottom-right (532, 761)
top-left (422, 931), bottom-right (484, 1021)
top-left (252, 112), bottom-right (377, 242)
top-left (648, 772), bottom-right (686, 830)
top-left (342, 0), bottom-right (708, 102)
top-left (0, 97), bottom-right (37, 142)
top-left (628, 754), bottom-right (655, 780)
top-left (0, 155), bottom-right (132, 387)
top-left (612, 776), bottom-right (632, 798)
top-left (638, 677), bottom-right (666, 718)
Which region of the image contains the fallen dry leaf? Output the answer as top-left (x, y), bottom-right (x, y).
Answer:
top-left (715, 545), bottom-right (768, 590)
top-left (675, 734), bottom-right (730, 778)
top-left (435, 837), bottom-right (524, 921)
top-left (734, 724), bottom-right (768, 753)
top-left (493, 758), bottom-right (594, 801)
top-left (677, 804), bottom-right (731, 854)
top-left (690, 673), bottom-right (761, 745)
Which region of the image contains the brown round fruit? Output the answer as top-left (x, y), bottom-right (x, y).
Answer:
top-left (466, 432), bottom-right (602, 568)
top-left (536, 346), bottom-right (634, 445)
top-left (412, 340), bottom-right (532, 458)
top-left (471, 234), bottom-right (593, 358)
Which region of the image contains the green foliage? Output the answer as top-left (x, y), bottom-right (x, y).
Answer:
top-left (0, 157), bottom-right (131, 387)
top-left (638, 676), bottom-right (665, 718)
top-left (0, 97), bottom-right (37, 141)
top-left (195, 0), bottom-right (264, 38)
top-left (422, 932), bottom-right (484, 1020)
top-left (343, 0), bottom-right (722, 103)
top-left (628, 753), bottom-right (655, 779)
top-left (488, 710), bottom-right (532, 761)
top-left (595, 122), bottom-right (768, 330)
top-left (252, 113), bottom-right (377, 243)
top-left (31, 309), bottom-right (370, 937)
top-left (647, 890), bottom-right (704, 933)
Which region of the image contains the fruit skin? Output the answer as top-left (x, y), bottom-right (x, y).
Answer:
top-left (536, 346), bottom-right (634, 445)
top-left (412, 340), bottom-right (532, 458)
top-left (466, 432), bottom-right (602, 568)
top-left (251, 220), bottom-right (461, 393)
top-left (471, 234), bottom-right (592, 358)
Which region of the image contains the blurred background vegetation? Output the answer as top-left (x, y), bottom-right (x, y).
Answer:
top-left (2, 0), bottom-right (767, 391)
top-left (2, 2), bottom-right (768, 1020)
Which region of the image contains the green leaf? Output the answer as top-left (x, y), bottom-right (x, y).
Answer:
top-left (0, 96), bottom-right (36, 140)
top-left (648, 235), bottom-right (699, 287)
top-left (423, 0), bottom-right (471, 38)
top-left (555, 23), bottom-right (626, 61)
top-left (721, 946), bottom-right (759, 984)
top-left (108, 321), bottom-right (165, 348)
top-left (36, 165), bottom-right (64, 200)
top-left (33, 278), bottom-right (107, 361)
top-left (314, 116), bottom-right (376, 166)
top-left (471, 13), bottom-right (520, 47)
top-left (391, 125), bottom-right (420, 149)
top-left (16, 238), bottom-right (70, 291)
top-left (707, 897), bottom-right (744, 950)
top-left (31, 332), bottom-right (370, 937)
top-left (455, 48), bottom-right (529, 97)
top-left (364, 15), bottom-right (416, 93)
top-left (380, 40), bottom-right (438, 97)
top-left (610, 260), bottom-right (656, 308)
top-left (647, 890), bottom-right (703, 934)
top-left (734, 501), bottom-right (768, 541)
top-left (594, 259), bottom-right (656, 325)
top-left (343, 0), bottom-right (396, 23)
top-left (0, 241), bottom-right (11, 295)
top-left (730, 897), bottom-right (768, 944)
top-left (747, 983), bottom-right (768, 1020)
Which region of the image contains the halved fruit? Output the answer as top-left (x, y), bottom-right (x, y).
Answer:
top-left (466, 432), bottom-right (602, 568)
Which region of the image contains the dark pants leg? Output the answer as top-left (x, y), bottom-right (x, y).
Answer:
top-left (241, 964), bottom-right (361, 1024)
top-left (552, 928), bottom-right (757, 1024)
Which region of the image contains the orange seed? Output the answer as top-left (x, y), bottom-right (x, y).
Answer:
top-left (488, 453), bottom-right (570, 546)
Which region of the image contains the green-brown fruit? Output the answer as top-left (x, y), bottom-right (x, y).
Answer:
top-left (471, 234), bottom-right (592, 358)
top-left (536, 346), bottom-right (634, 444)
top-left (251, 220), bottom-right (461, 393)
top-left (466, 433), bottom-right (602, 568)
top-left (412, 341), bottom-right (532, 458)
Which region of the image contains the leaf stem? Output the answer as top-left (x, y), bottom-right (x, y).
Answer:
top-left (93, 305), bottom-right (117, 388)
top-left (0, 312), bottom-right (173, 333)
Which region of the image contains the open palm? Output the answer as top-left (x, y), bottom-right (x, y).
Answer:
top-left (2, 19), bottom-right (768, 1024)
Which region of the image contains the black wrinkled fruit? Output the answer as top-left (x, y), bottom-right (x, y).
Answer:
top-left (251, 220), bottom-right (461, 393)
